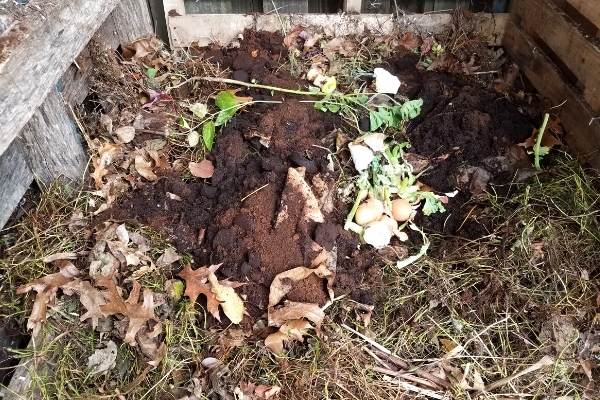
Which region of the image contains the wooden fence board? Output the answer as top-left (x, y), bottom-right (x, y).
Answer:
top-left (0, 0), bottom-right (121, 158)
top-left (566, 0), bottom-right (600, 29)
top-left (0, 141), bottom-right (33, 230)
top-left (503, 20), bottom-right (600, 168)
top-left (19, 90), bottom-right (88, 185)
top-left (512, 0), bottom-right (600, 112)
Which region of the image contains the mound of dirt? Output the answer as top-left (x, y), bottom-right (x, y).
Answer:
top-left (106, 31), bottom-right (536, 324)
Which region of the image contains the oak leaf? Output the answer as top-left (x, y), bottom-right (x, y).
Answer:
top-left (97, 278), bottom-right (157, 344)
top-left (16, 261), bottom-right (80, 336)
top-left (61, 279), bottom-right (106, 329)
top-left (178, 264), bottom-right (245, 324)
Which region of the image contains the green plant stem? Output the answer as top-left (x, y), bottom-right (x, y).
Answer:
top-left (534, 113), bottom-right (550, 170)
top-left (344, 188), bottom-right (369, 231)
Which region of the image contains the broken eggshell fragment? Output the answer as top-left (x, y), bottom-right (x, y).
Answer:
top-left (362, 219), bottom-right (394, 249)
top-left (362, 133), bottom-right (386, 152)
top-left (348, 143), bottom-right (374, 171)
top-left (374, 68), bottom-right (401, 94)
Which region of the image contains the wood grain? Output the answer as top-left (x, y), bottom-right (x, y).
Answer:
top-left (0, 0), bottom-right (121, 157)
top-left (0, 140), bottom-right (33, 229)
top-left (503, 20), bottom-right (600, 168)
top-left (512, 0), bottom-right (600, 112)
top-left (19, 90), bottom-right (88, 184)
top-left (566, 0), bottom-right (600, 29)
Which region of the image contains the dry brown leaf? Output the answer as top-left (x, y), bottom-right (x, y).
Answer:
top-left (399, 32), bottom-right (422, 50)
top-left (179, 264), bottom-right (244, 323)
top-left (265, 319), bottom-right (313, 354)
top-left (135, 154), bottom-right (158, 181)
top-left (268, 301), bottom-right (324, 328)
top-left (42, 252), bottom-right (77, 263)
top-left (268, 264), bottom-right (333, 307)
top-left (518, 120), bottom-right (562, 149)
top-left (97, 278), bottom-right (157, 344)
top-left (137, 323), bottom-right (167, 367)
top-left (122, 37), bottom-right (162, 60)
top-left (189, 159), bottom-right (214, 178)
top-left (16, 261), bottom-right (80, 336)
top-left (91, 142), bottom-right (121, 189)
top-left (61, 279), bottom-right (106, 329)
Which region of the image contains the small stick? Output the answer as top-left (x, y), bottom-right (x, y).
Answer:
top-left (240, 184), bottom-right (269, 202)
top-left (370, 366), bottom-right (441, 390)
top-left (397, 381), bottom-right (446, 400)
top-left (484, 355), bottom-right (554, 392)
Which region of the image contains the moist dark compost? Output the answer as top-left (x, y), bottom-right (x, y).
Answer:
top-left (105, 30), bottom-right (535, 324)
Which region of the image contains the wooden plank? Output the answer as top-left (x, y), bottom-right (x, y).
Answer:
top-left (166, 12), bottom-right (508, 47)
top-left (566, 0), bottom-right (600, 29)
top-left (0, 0), bottom-right (121, 158)
top-left (512, 0), bottom-right (600, 112)
top-left (503, 20), bottom-right (600, 168)
top-left (0, 141), bottom-right (34, 229)
top-left (59, 0), bottom-right (154, 106)
top-left (18, 90), bottom-right (88, 185)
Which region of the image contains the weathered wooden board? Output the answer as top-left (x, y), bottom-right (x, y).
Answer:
top-left (0, 141), bottom-right (33, 229)
top-left (512, 0), bottom-right (600, 112)
top-left (503, 20), bottom-right (600, 168)
top-left (566, 0), bottom-right (600, 29)
top-left (0, 0), bottom-right (121, 158)
top-left (165, 12), bottom-right (508, 47)
top-left (18, 90), bottom-right (88, 185)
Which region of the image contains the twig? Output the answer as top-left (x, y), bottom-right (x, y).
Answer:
top-left (240, 184), bottom-right (269, 202)
top-left (484, 355), bottom-right (554, 392)
top-left (397, 381), bottom-right (446, 400)
top-left (370, 366), bottom-right (441, 390)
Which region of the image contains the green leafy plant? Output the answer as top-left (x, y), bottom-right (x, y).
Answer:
top-left (344, 140), bottom-right (446, 232)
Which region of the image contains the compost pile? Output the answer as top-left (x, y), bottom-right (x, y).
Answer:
top-left (8, 25), bottom-right (598, 400)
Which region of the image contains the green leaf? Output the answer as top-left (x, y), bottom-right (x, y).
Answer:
top-left (537, 146), bottom-right (550, 157)
top-left (399, 99), bottom-right (423, 120)
top-left (146, 68), bottom-right (157, 79)
top-left (326, 103), bottom-right (341, 113)
top-left (215, 91), bottom-right (237, 110)
top-left (177, 116), bottom-right (190, 129)
top-left (202, 120), bottom-right (216, 151)
top-left (215, 90), bottom-right (252, 111)
top-left (420, 192), bottom-right (446, 216)
top-left (189, 103), bottom-right (208, 119)
top-left (369, 107), bottom-right (393, 131)
top-left (215, 109), bottom-right (235, 127)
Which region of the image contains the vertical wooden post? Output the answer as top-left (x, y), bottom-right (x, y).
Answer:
top-left (0, 141), bottom-right (33, 229)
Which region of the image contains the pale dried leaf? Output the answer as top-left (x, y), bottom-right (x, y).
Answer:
top-left (156, 247), bottom-right (180, 268)
top-left (135, 155), bottom-right (158, 181)
top-left (116, 126), bottom-right (136, 143)
top-left (265, 319), bottom-right (313, 354)
top-left (87, 340), bottom-right (118, 375)
top-left (189, 159), bottom-right (214, 178)
top-left (115, 224), bottom-right (129, 245)
top-left (268, 264), bottom-right (332, 307)
top-left (268, 301), bottom-right (324, 328)
top-left (42, 252), bottom-right (77, 263)
top-left (61, 279), bottom-right (106, 329)
top-left (208, 271), bottom-right (244, 324)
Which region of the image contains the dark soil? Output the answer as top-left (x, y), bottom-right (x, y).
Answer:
top-left (106, 31), bottom-right (536, 324)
